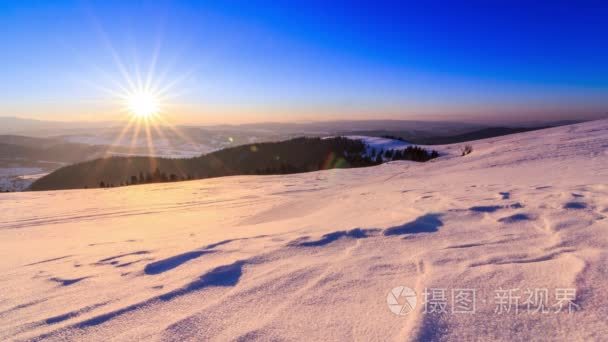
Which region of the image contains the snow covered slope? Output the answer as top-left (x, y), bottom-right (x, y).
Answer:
top-left (1, 120), bottom-right (607, 341)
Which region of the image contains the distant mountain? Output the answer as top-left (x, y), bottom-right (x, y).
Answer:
top-left (0, 134), bottom-right (60, 147)
top-left (1, 115), bottom-right (593, 139)
top-left (413, 127), bottom-right (553, 145)
top-left (0, 135), bottom-right (130, 164)
top-left (29, 137), bottom-right (439, 191)
top-left (339, 124), bottom-right (579, 145)
top-left (202, 120), bottom-right (487, 136)
top-left (0, 117), bottom-right (118, 136)
top-left (0, 117), bottom-right (66, 134)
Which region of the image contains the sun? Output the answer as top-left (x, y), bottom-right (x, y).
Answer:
top-left (126, 91), bottom-right (160, 118)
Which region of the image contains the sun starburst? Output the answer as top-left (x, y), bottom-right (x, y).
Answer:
top-left (126, 91), bottom-right (161, 119)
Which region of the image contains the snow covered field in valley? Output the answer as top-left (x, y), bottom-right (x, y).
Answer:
top-left (344, 135), bottom-right (411, 153)
top-left (1, 120), bottom-right (607, 341)
top-left (0, 168), bottom-right (49, 192)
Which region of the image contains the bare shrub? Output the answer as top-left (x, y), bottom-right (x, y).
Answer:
top-left (461, 144), bottom-right (473, 156)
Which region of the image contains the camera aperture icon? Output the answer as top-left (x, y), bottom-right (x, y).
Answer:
top-left (387, 286), bottom-right (417, 316)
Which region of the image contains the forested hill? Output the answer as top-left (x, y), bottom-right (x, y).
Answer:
top-left (30, 137), bottom-right (438, 191)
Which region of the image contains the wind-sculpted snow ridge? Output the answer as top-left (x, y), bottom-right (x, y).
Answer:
top-left (0, 119), bottom-right (607, 341)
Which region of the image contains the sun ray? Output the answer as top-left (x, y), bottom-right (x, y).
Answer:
top-left (154, 114), bottom-right (198, 149)
top-left (143, 117), bottom-right (158, 158)
top-left (154, 65), bottom-right (200, 98)
top-left (129, 119), bottom-right (143, 155)
top-left (91, 18), bottom-right (138, 94)
top-left (145, 38), bottom-right (163, 93)
top-left (83, 81), bottom-right (130, 101)
top-left (107, 116), bottom-right (137, 155)
top-left (132, 44), bottom-right (144, 93)
top-left (148, 118), bottom-right (173, 159)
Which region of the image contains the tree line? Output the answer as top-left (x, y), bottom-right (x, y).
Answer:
top-left (369, 145), bottom-right (439, 163)
top-left (96, 168), bottom-right (192, 188)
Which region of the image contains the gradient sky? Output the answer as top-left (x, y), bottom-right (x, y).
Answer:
top-left (1, 0), bottom-right (607, 124)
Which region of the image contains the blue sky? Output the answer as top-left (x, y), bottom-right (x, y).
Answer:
top-left (1, 0), bottom-right (607, 123)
